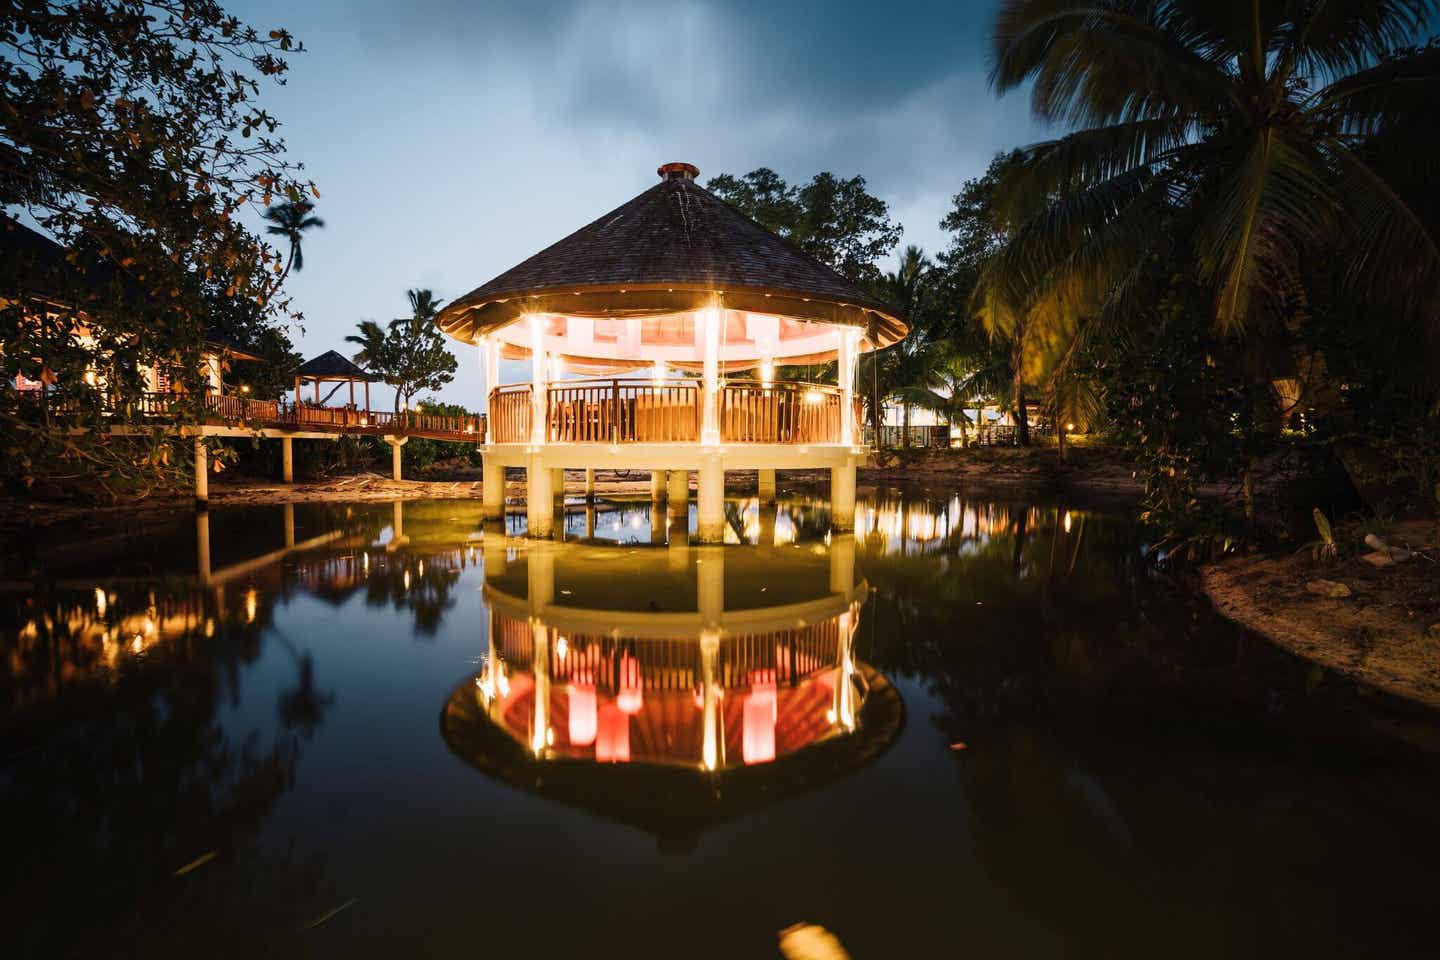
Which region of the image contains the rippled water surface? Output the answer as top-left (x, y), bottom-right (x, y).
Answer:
top-left (4, 489), bottom-right (1440, 958)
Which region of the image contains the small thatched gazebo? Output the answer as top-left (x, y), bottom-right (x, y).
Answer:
top-left (433, 162), bottom-right (910, 541)
top-left (293, 350), bottom-right (377, 410)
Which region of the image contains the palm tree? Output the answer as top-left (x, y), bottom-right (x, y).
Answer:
top-left (896, 343), bottom-right (1014, 447)
top-left (263, 199), bottom-right (325, 290)
top-left (874, 246), bottom-right (942, 447)
top-left (988, 0), bottom-right (1440, 337)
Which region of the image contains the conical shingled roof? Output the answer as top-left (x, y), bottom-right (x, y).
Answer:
top-left (435, 166), bottom-right (907, 348)
top-left (294, 350), bottom-right (376, 381)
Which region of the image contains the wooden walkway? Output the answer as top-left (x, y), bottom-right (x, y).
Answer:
top-left (18, 391), bottom-right (486, 443)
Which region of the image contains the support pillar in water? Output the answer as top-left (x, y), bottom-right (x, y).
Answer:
top-left (585, 467), bottom-right (596, 502)
top-left (482, 454), bottom-right (504, 520)
top-left (696, 458), bottom-right (725, 544)
top-left (193, 439), bottom-right (208, 504)
top-left (758, 468), bottom-right (777, 504)
top-left (667, 469), bottom-right (689, 509)
top-left (650, 470), bottom-right (666, 504)
top-left (526, 456), bottom-right (554, 539)
top-left (384, 435), bottom-right (408, 481)
top-left (830, 459), bottom-right (856, 532)
top-left (281, 436), bottom-right (294, 483)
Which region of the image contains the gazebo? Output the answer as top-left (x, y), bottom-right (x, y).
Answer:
top-left (292, 349), bottom-right (377, 410)
top-left (435, 161), bottom-right (908, 540)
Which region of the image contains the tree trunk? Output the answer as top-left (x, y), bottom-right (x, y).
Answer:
top-left (1057, 415), bottom-right (1067, 463)
top-left (902, 403), bottom-right (911, 449)
top-left (1014, 379), bottom-right (1030, 447)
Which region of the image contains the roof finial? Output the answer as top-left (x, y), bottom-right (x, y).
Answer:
top-left (657, 162), bottom-right (699, 181)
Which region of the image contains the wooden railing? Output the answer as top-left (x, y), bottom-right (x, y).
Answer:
top-left (720, 381), bottom-right (846, 444)
top-left (489, 384), bottom-right (533, 443)
top-left (10, 389), bottom-right (485, 441)
top-left (547, 378), bottom-right (699, 443)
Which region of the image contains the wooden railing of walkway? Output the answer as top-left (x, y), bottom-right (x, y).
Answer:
top-left (488, 379), bottom-right (863, 445)
top-left (13, 391), bottom-right (486, 443)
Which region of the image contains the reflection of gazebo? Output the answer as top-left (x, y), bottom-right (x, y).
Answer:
top-left (434, 161), bottom-right (910, 541)
top-left (292, 350), bottom-right (377, 409)
top-left (441, 533), bottom-right (902, 850)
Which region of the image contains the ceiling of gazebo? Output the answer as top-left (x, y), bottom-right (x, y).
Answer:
top-left (434, 164), bottom-right (907, 353)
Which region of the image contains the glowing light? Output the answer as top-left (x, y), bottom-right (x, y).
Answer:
top-left (1066, 422), bottom-right (1075, 431)
top-left (743, 671), bottom-right (778, 765)
top-left (94, 587), bottom-right (107, 617)
top-left (240, 384), bottom-right (251, 395)
top-left (555, 636), bottom-right (568, 660)
top-left (83, 369), bottom-right (97, 386)
top-left (413, 402), bottom-right (423, 414)
top-left (760, 356), bottom-right (775, 388)
top-left (130, 634), bottom-right (145, 654)
top-left (417, 560), bottom-right (425, 577)
top-left (1063, 511), bottom-right (1073, 533)
top-left (596, 701), bottom-right (630, 763)
top-left (651, 360), bottom-right (665, 386)
top-left (244, 588), bottom-right (258, 624)
top-left (803, 389), bottom-right (825, 405)
top-left (402, 569), bottom-right (411, 591)
top-left (617, 654), bottom-right (643, 715)
top-left (569, 675), bottom-right (597, 747)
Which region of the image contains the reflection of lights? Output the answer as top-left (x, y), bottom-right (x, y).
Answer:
top-left (1063, 511), bottom-right (1073, 533)
top-left (130, 634), bottom-right (145, 654)
top-left (244, 588), bottom-right (258, 624)
top-left (418, 560), bottom-right (425, 577)
top-left (362, 553), bottom-right (370, 574)
top-left (629, 515), bottom-right (642, 529)
top-left (496, 671), bottom-right (510, 697)
top-left (94, 587), bottom-right (107, 617)
top-left (555, 636), bottom-right (568, 660)
top-left (204, 618), bottom-right (215, 638)
top-left (402, 569), bottom-right (411, 591)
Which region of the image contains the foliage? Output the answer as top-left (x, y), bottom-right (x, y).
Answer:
top-left (1310, 507), bottom-right (1339, 561)
top-left (263, 198), bottom-right (324, 288)
top-left (403, 398), bottom-right (482, 472)
top-left (706, 168), bottom-right (902, 286)
top-left (346, 288), bottom-right (458, 414)
top-left (1, 0), bottom-right (311, 496)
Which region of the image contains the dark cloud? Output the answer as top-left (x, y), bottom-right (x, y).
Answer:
top-left (228, 0), bottom-right (1048, 405)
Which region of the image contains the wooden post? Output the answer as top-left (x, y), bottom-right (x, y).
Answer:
top-left (193, 438), bottom-right (208, 504)
top-left (283, 502), bottom-right (295, 549)
top-left (584, 467), bottom-right (596, 502)
top-left (667, 469), bottom-right (689, 509)
top-left (196, 511), bottom-right (211, 584)
top-left (281, 436), bottom-right (293, 483)
top-left (650, 470), bottom-right (667, 504)
top-left (364, 380), bottom-right (370, 413)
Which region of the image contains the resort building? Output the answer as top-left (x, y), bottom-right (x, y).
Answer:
top-left (435, 162), bottom-right (908, 541)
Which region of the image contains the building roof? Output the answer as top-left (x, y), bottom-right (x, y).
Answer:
top-left (0, 214), bottom-right (141, 310)
top-left (435, 164), bottom-right (907, 348)
top-left (294, 350), bottom-right (376, 382)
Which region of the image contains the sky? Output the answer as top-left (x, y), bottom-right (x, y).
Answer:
top-left (230, 0), bottom-right (1050, 408)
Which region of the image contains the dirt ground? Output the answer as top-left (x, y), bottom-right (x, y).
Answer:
top-left (1202, 520), bottom-right (1440, 710)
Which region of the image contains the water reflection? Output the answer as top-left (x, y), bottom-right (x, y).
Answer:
top-left (4, 492), bottom-right (1440, 958)
top-left (444, 534), bottom-right (902, 851)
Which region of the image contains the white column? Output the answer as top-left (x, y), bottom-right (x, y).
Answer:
top-left (698, 546), bottom-right (724, 625)
top-left (529, 314), bottom-right (548, 446)
top-left (831, 458), bottom-right (856, 531)
top-left (481, 335), bottom-right (500, 420)
top-left (829, 532), bottom-right (855, 595)
top-left (757, 468), bottom-right (777, 503)
top-left (194, 439), bottom-right (208, 503)
top-left (700, 305), bottom-right (720, 445)
top-left (386, 435), bottom-right (407, 480)
top-left (700, 629), bottom-right (721, 771)
top-left (697, 456), bottom-right (725, 544)
top-left (196, 511), bottom-right (211, 584)
top-left (839, 327), bottom-right (861, 446)
top-left (526, 454), bottom-right (554, 538)
top-left (482, 453), bottom-right (504, 519)
top-left (280, 436), bottom-right (294, 483)
top-left (667, 469), bottom-right (689, 508)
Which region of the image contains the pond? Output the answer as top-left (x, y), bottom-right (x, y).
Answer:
top-left (3, 489), bottom-right (1440, 959)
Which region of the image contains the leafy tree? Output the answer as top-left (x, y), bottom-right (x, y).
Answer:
top-left (346, 288), bottom-right (458, 414)
top-left (1, 1), bottom-right (312, 496)
top-left (707, 168), bottom-right (902, 285)
top-left (988, 0), bottom-right (1440, 340)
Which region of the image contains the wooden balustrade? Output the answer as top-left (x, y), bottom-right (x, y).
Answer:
top-left (489, 384), bottom-right (533, 443)
top-left (719, 382), bottom-right (845, 444)
top-left (547, 379), bottom-right (699, 443)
